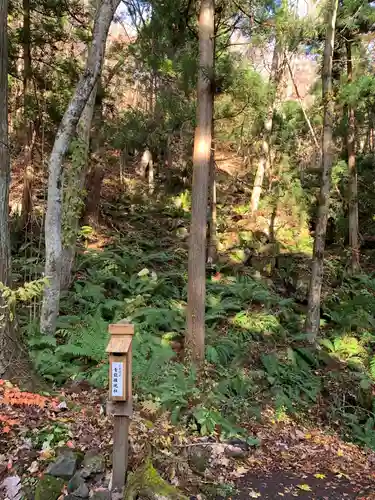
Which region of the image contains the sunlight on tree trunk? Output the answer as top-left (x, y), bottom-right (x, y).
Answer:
top-left (305, 0), bottom-right (339, 342)
top-left (250, 40), bottom-right (282, 214)
top-left (186, 0), bottom-right (214, 365)
top-left (41, 0), bottom-right (121, 335)
top-left (346, 40), bottom-right (359, 274)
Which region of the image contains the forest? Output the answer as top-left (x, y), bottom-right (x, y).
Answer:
top-left (2, 0), bottom-right (375, 498)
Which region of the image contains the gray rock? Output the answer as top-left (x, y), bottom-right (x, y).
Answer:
top-left (90, 491), bottom-right (111, 500)
top-left (46, 451), bottom-right (77, 480)
top-left (70, 482), bottom-right (89, 498)
top-left (81, 450), bottom-right (105, 478)
top-left (67, 471), bottom-right (84, 493)
top-left (67, 472), bottom-right (89, 497)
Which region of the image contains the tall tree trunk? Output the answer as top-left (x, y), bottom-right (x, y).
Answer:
top-left (207, 97), bottom-right (216, 263)
top-left (305, 0), bottom-right (339, 341)
top-left (21, 0), bottom-right (34, 226)
top-left (60, 0), bottom-right (103, 290)
top-left (84, 78), bottom-right (105, 226)
top-left (346, 40), bottom-right (359, 273)
top-left (250, 39), bottom-right (282, 214)
top-left (186, 0), bottom-right (214, 365)
top-left (0, 0), bottom-right (13, 377)
top-left (0, 0), bottom-right (34, 383)
top-left (60, 85), bottom-right (97, 290)
top-left (41, 0), bottom-right (121, 335)
top-left (0, 0), bottom-right (11, 341)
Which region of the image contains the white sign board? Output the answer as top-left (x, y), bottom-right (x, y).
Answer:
top-left (111, 361), bottom-right (124, 398)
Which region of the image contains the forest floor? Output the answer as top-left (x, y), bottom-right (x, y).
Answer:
top-left (1, 378), bottom-right (375, 499)
top-left (3, 152), bottom-right (375, 498)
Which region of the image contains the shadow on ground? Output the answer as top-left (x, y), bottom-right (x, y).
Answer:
top-left (231, 469), bottom-right (374, 499)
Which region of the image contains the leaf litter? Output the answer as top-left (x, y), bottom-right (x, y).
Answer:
top-left (0, 380), bottom-right (375, 498)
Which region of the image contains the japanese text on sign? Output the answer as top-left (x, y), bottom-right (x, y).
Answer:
top-left (111, 361), bottom-right (124, 398)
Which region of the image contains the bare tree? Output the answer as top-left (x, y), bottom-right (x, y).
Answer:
top-left (346, 40), bottom-right (359, 273)
top-left (41, 0), bottom-right (121, 335)
top-left (186, 0), bottom-right (215, 364)
top-left (250, 39), bottom-right (282, 214)
top-left (305, 0), bottom-right (339, 341)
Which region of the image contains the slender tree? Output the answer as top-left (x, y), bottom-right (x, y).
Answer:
top-left (41, 0), bottom-right (121, 335)
top-left (186, 0), bottom-right (215, 364)
top-left (21, 0), bottom-right (34, 226)
top-left (305, 0), bottom-right (339, 341)
top-left (61, 1), bottom-right (100, 290)
top-left (0, 0), bottom-right (34, 382)
top-left (250, 39), bottom-right (282, 214)
top-left (346, 39), bottom-right (359, 273)
top-left (0, 0), bottom-right (12, 376)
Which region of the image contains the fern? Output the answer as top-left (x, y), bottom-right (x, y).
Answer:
top-left (370, 356), bottom-right (375, 380)
top-left (28, 336), bottom-right (57, 349)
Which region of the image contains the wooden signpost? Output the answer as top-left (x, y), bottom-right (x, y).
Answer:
top-left (106, 321), bottom-right (134, 493)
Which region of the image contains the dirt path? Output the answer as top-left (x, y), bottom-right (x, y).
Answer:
top-left (233, 469), bottom-right (375, 499)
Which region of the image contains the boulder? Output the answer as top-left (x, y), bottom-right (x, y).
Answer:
top-left (46, 451), bottom-right (77, 480)
top-left (35, 475), bottom-right (64, 500)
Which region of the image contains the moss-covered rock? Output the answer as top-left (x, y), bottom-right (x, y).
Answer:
top-left (34, 475), bottom-right (64, 500)
top-left (124, 458), bottom-right (188, 500)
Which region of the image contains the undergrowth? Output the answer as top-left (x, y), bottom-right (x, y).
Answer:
top-left (15, 201), bottom-right (375, 449)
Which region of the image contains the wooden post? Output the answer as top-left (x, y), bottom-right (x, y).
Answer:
top-left (106, 321), bottom-right (134, 493)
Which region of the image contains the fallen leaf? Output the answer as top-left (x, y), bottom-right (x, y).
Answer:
top-left (337, 449), bottom-right (344, 457)
top-left (249, 490), bottom-right (261, 498)
top-left (314, 473), bottom-right (326, 479)
top-left (28, 461), bottom-right (39, 474)
top-left (297, 484), bottom-right (311, 491)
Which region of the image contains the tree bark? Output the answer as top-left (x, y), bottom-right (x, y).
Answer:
top-left (21, 0), bottom-right (34, 227)
top-left (250, 39), bottom-right (282, 214)
top-left (41, 0), bottom-right (121, 335)
top-left (186, 0), bottom-right (214, 365)
top-left (207, 99), bottom-right (216, 263)
top-left (305, 0), bottom-right (339, 342)
top-left (346, 40), bottom-right (359, 273)
top-left (84, 78), bottom-right (105, 226)
top-left (0, 0), bottom-right (11, 289)
top-left (0, 0), bottom-right (34, 383)
top-left (60, 85), bottom-right (97, 290)
top-left (60, 0), bottom-right (101, 290)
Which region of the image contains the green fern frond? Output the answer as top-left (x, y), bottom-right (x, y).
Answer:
top-left (370, 356), bottom-right (375, 379)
